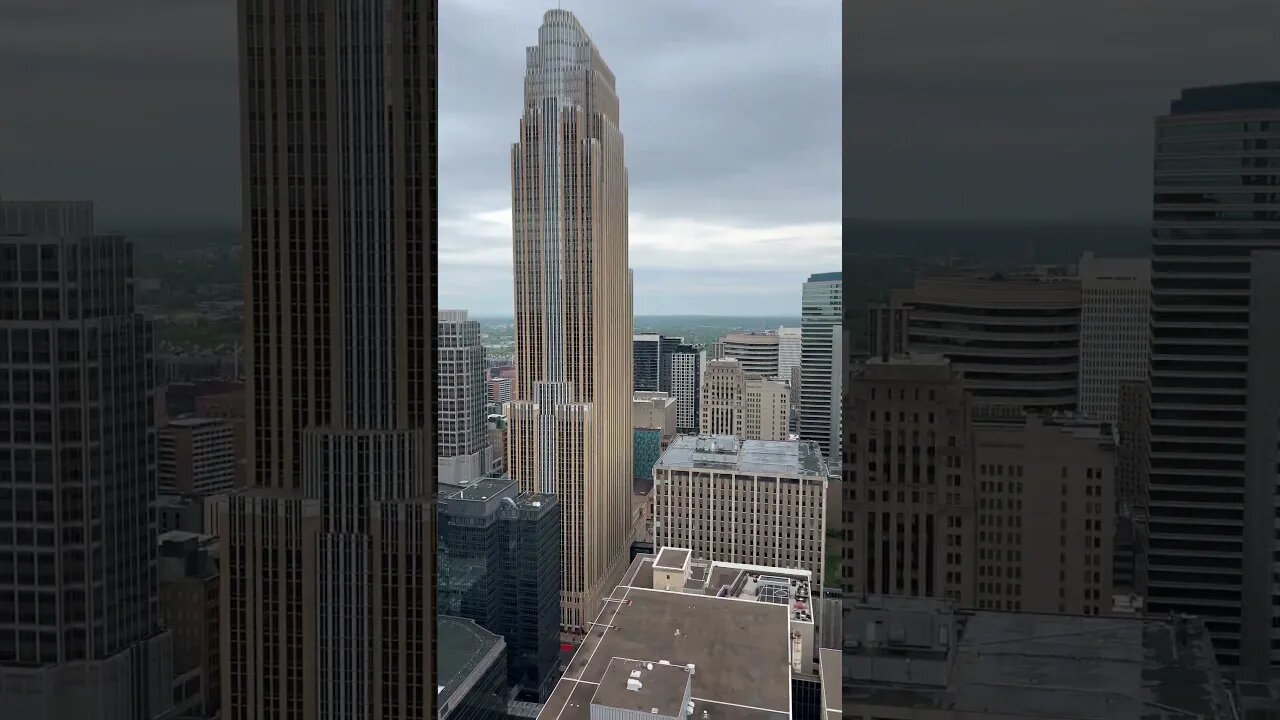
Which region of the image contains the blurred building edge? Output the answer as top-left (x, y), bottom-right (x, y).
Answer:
top-left (438, 474), bottom-right (562, 702)
top-left (842, 595), bottom-right (1245, 720)
top-left (0, 200), bottom-right (174, 719)
top-left (158, 531), bottom-right (220, 719)
top-left (538, 549), bottom-right (841, 720)
top-left (438, 616), bottom-right (508, 720)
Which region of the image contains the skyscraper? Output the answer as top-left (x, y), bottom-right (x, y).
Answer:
top-left (1077, 252), bottom-right (1150, 426)
top-left (0, 201), bottom-right (173, 719)
top-left (777, 326), bottom-right (803, 380)
top-left (506, 9), bottom-right (633, 633)
top-left (632, 334), bottom-right (682, 393)
top-left (869, 272), bottom-right (1081, 416)
top-left (223, 1), bottom-right (439, 717)
top-left (800, 272), bottom-right (843, 463)
top-left (670, 343), bottom-right (704, 435)
top-left (1147, 82), bottom-right (1280, 675)
top-left (721, 331), bottom-right (780, 377)
top-left (699, 359), bottom-right (745, 437)
top-left (438, 310), bottom-right (490, 486)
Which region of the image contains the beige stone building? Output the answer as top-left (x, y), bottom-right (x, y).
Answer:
top-left (973, 414), bottom-right (1116, 616)
top-left (843, 355), bottom-right (977, 604)
top-left (845, 354), bottom-right (1118, 617)
top-left (504, 10), bottom-right (633, 633)
top-left (652, 436), bottom-right (829, 588)
top-left (699, 359), bottom-right (745, 436)
top-left (633, 391), bottom-right (677, 439)
top-left (698, 359), bottom-right (789, 441)
top-left (744, 376), bottom-right (791, 442)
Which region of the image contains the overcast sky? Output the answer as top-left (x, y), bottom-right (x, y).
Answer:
top-left (846, 0), bottom-right (1280, 222)
top-left (5, 2), bottom-right (1276, 314)
top-left (440, 1), bottom-right (841, 316)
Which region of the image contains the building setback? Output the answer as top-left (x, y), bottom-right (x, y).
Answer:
top-left (0, 201), bottom-right (174, 719)
top-left (1146, 82), bottom-right (1280, 674)
top-left (653, 437), bottom-right (829, 588)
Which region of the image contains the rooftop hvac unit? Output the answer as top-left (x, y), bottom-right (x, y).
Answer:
top-left (627, 679), bottom-right (643, 692)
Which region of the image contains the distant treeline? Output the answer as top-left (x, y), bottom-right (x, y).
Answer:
top-left (843, 219), bottom-right (1150, 264)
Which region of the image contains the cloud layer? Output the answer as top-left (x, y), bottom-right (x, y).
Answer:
top-left (439, 1), bottom-right (841, 315)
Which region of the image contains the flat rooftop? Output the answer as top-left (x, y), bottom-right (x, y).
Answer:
top-left (538, 556), bottom-right (792, 720)
top-left (439, 615), bottom-right (505, 715)
top-left (653, 547), bottom-right (690, 571)
top-left (843, 597), bottom-right (1234, 720)
top-left (439, 474), bottom-right (516, 500)
top-left (655, 435), bottom-right (828, 478)
top-left (591, 657), bottom-right (692, 717)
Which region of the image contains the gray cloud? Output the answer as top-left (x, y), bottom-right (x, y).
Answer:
top-left (845, 0), bottom-right (1280, 222)
top-left (440, 0), bottom-right (840, 315)
top-left (0, 0), bottom-right (841, 316)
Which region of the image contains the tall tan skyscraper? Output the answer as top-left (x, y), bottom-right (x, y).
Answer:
top-left (223, 2), bottom-right (438, 718)
top-left (506, 9), bottom-right (633, 633)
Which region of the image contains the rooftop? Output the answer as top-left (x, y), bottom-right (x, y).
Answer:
top-left (538, 555), bottom-right (793, 720)
top-left (439, 474), bottom-right (516, 500)
top-left (439, 615), bottom-right (506, 715)
top-left (591, 657), bottom-right (693, 718)
top-left (655, 435), bottom-right (829, 478)
top-left (843, 596), bottom-right (1235, 720)
top-left (653, 547), bottom-right (690, 571)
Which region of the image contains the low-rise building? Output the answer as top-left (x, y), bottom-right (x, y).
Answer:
top-left (539, 548), bottom-right (838, 720)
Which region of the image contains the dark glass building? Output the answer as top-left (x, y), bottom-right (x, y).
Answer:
top-left (438, 616), bottom-right (508, 720)
top-left (1148, 81), bottom-right (1280, 676)
top-left (439, 475), bottom-right (561, 699)
top-left (633, 334), bottom-right (683, 393)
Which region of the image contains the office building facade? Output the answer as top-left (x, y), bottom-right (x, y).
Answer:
top-left (1147, 82), bottom-right (1280, 674)
top-left (439, 310), bottom-right (490, 487)
top-left (800, 272), bottom-right (843, 464)
top-left (1077, 252), bottom-right (1151, 426)
top-left (699, 359), bottom-right (745, 437)
top-left (505, 9), bottom-right (633, 633)
top-left (744, 376), bottom-right (791, 442)
top-left (845, 354), bottom-right (1117, 615)
top-left (843, 355), bottom-right (977, 604)
top-left (870, 272), bottom-right (1081, 416)
top-left (226, 1), bottom-right (440, 717)
top-left (437, 476), bottom-right (561, 698)
top-left (653, 437), bottom-right (829, 588)
top-left (669, 344), bottom-right (704, 435)
top-left (632, 334), bottom-right (682, 393)
top-left (0, 201), bottom-right (173, 719)
top-left (721, 332), bottom-right (780, 377)
top-left (778, 326), bottom-right (802, 380)
top-left (158, 417), bottom-right (238, 496)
